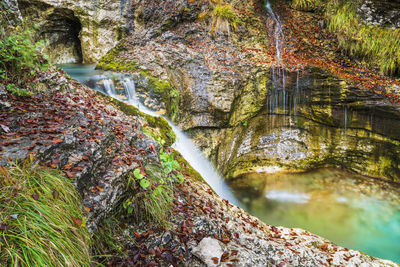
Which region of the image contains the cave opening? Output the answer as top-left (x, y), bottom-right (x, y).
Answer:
top-left (40, 8), bottom-right (83, 64)
top-left (18, 1), bottom-right (83, 64)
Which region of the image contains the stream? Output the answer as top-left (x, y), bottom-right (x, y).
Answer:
top-left (59, 64), bottom-right (400, 263)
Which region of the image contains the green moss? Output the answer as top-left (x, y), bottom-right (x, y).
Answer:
top-left (97, 50), bottom-right (180, 121)
top-left (102, 93), bottom-right (176, 147)
top-left (145, 115), bottom-right (176, 147)
top-left (173, 151), bottom-right (204, 182)
top-left (107, 94), bottom-right (143, 117)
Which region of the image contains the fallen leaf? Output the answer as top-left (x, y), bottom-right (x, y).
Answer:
top-left (72, 217), bottom-right (82, 227)
top-left (51, 138), bottom-right (63, 144)
top-left (84, 207), bottom-right (91, 212)
top-left (96, 186), bottom-right (104, 192)
top-left (52, 190), bottom-right (59, 199)
top-left (65, 171), bottom-right (75, 179)
top-left (211, 257), bottom-right (219, 264)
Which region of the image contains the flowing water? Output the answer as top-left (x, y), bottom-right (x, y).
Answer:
top-left (60, 64), bottom-right (400, 263)
top-left (59, 64), bottom-right (239, 205)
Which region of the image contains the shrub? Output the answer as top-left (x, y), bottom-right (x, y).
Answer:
top-left (123, 150), bottom-right (183, 227)
top-left (0, 159), bottom-right (91, 266)
top-left (0, 26), bottom-right (48, 82)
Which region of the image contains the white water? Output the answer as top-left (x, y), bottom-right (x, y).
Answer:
top-left (265, 0), bottom-right (285, 64)
top-left (103, 79), bottom-right (117, 96)
top-left (115, 78), bottom-right (239, 205)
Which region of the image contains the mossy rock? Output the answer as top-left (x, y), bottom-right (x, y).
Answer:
top-left (173, 150), bottom-right (204, 183)
top-left (145, 115), bottom-right (176, 147)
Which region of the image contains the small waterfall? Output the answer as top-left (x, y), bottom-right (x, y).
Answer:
top-left (265, 0), bottom-right (285, 65)
top-left (103, 76), bottom-right (240, 205)
top-left (103, 79), bottom-right (116, 96)
top-left (169, 122), bottom-right (239, 205)
top-left (122, 78), bottom-right (139, 106)
top-left (266, 0), bottom-right (287, 90)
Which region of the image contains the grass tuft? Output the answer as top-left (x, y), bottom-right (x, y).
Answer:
top-left (0, 160), bottom-right (91, 266)
top-left (199, 0), bottom-right (240, 35)
top-left (326, 1), bottom-right (400, 75)
top-left (291, 0), bottom-right (323, 12)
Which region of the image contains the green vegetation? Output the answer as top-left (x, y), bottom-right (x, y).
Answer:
top-left (0, 160), bottom-right (91, 266)
top-left (199, 0), bottom-right (240, 35)
top-left (291, 0), bottom-right (400, 75)
top-left (0, 3), bottom-right (49, 96)
top-left (291, 0), bottom-right (323, 11)
top-left (326, 1), bottom-right (400, 75)
top-left (123, 149), bottom-right (183, 227)
top-left (6, 83), bottom-right (33, 97)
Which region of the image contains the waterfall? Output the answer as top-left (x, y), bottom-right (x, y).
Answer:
top-left (265, 0), bottom-right (285, 65)
top-left (122, 78), bottom-right (139, 106)
top-left (103, 79), bottom-right (116, 96)
top-left (108, 77), bottom-right (240, 205)
top-left (266, 0), bottom-right (287, 90)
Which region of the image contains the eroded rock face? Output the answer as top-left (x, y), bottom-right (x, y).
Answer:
top-left (17, 0), bottom-right (133, 63)
top-left (214, 69), bottom-right (400, 181)
top-left (96, 0), bottom-right (274, 129)
top-left (358, 0), bottom-right (400, 28)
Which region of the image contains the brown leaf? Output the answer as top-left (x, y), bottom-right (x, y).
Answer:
top-left (211, 257), bottom-right (219, 264)
top-left (96, 186), bottom-right (104, 192)
top-left (84, 206), bottom-right (91, 212)
top-left (134, 232), bottom-right (141, 239)
top-left (31, 194), bottom-right (39, 200)
top-left (51, 138), bottom-right (63, 144)
top-left (72, 217), bottom-right (82, 227)
top-left (52, 190), bottom-right (59, 199)
top-left (65, 171), bottom-right (75, 179)
top-left (82, 155), bottom-right (89, 161)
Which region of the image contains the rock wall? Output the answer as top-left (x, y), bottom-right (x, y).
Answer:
top-left (358, 0), bottom-right (400, 28)
top-left (17, 0), bottom-right (133, 63)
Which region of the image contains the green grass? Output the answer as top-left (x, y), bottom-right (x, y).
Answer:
top-left (325, 1), bottom-right (400, 75)
top-left (291, 0), bottom-right (323, 11)
top-left (0, 160), bottom-right (91, 266)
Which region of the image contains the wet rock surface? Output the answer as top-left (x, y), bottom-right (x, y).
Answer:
top-left (214, 68), bottom-right (400, 181)
top-left (1, 68), bottom-right (397, 265)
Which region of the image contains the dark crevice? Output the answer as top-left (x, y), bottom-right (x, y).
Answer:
top-left (17, 1), bottom-right (83, 64)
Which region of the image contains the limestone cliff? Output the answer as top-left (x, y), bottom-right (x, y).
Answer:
top-left (17, 0), bottom-right (134, 64)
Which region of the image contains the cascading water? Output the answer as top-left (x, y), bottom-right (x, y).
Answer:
top-left (265, 0), bottom-right (284, 64)
top-left (103, 79), bottom-right (117, 96)
top-left (265, 0), bottom-right (287, 90)
top-left (122, 78), bottom-right (139, 106)
top-left (120, 80), bottom-right (239, 204)
top-left (62, 67), bottom-right (239, 205)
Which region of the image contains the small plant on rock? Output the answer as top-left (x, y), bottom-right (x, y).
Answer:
top-left (199, 0), bottom-right (240, 36)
